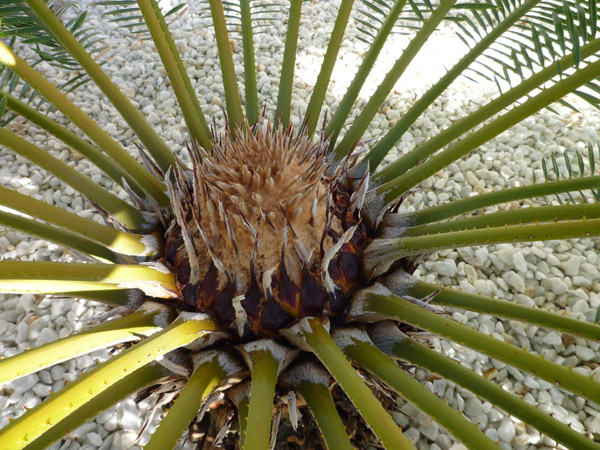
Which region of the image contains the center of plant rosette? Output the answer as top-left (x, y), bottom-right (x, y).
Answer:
top-left (164, 123), bottom-right (368, 338)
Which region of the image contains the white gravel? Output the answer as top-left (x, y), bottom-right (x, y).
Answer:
top-left (1, 1), bottom-right (599, 449)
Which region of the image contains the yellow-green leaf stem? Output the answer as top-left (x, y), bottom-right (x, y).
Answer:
top-left (136, 0), bottom-right (212, 149)
top-left (338, 330), bottom-right (500, 450)
top-left (284, 363), bottom-right (353, 450)
top-left (388, 334), bottom-right (600, 450)
top-left (23, 0), bottom-right (177, 174)
top-left (0, 305), bottom-right (165, 385)
top-left (333, 0), bottom-right (457, 159)
top-left (49, 289), bottom-right (142, 307)
top-left (365, 218), bottom-right (600, 275)
top-left (376, 58), bottom-right (600, 201)
top-left (241, 343), bottom-right (285, 450)
top-left (354, 294), bottom-right (600, 404)
top-left (0, 41), bottom-right (169, 207)
top-left (232, 385), bottom-right (250, 449)
top-left (303, 0), bottom-right (354, 135)
top-left (0, 90), bottom-right (146, 198)
top-left (145, 354), bottom-right (226, 450)
top-left (364, 0), bottom-right (542, 170)
top-left (239, 0), bottom-right (259, 124)
top-left (285, 317), bottom-right (414, 450)
top-left (0, 315), bottom-right (219, 450)
top-left (372, 36), bottom-right (600, 182)
top-left (405, 175), bottom-right (600, 226)
top-left (0, 209), bottom-right (120, 263)
top-left (0, 261), bottom-right (177, 299)
top-left (399, 202), bottom-right (600, 238)
top-left (274, 0), bottom-right (302, 129)
top-left (297, 380), bottom-right (353, 450)
top-left (0, 186), bottom-right (158, 257)
top-left (0, 126), bottom-right (148, 231)
top-left (208, 0), bottom-right (244, 131)
top-left (27, 364), bottom-right (168, 450)
top-left (324, 0), bottom-right (407, 148)
top-left (407, 279), bottom-right (600, 341)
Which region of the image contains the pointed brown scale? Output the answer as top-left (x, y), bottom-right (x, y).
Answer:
top-left (209, 283), bottom-right (236, 330)
top-left (275, 262), bottom-right (302, 318)
top-left (338, 249), bottom-right (362, 292)
top-left (326, 289), bottom-right (348, 316)
top-left (258, 296), bottom-right (295, 336)
top-left (299, 268), bottom-right (327, 315)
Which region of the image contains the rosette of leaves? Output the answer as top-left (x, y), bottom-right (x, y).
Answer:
top-left (0, 0), bottom-right (599, 449)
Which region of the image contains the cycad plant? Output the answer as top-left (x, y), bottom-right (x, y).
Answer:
top-left (0, 0), bottom-right (599, 448)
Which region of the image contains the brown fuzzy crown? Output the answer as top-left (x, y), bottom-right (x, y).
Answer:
top-left (165, 121), bottom-right (367, 338)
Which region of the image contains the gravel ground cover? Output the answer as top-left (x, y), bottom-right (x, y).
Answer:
top-left (0, 1), bottom-right (599, 449)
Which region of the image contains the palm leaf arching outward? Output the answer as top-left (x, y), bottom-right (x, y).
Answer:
top-left (0, 0), bottom-right (599, 449)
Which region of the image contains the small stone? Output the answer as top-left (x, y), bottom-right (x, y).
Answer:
top-left (572, 276), bottom-right (591, 288)
top-left (147, 112), bottom-right (160, 125)
top-left (542, 331), bottom-right (563, 347)
top-left (32, 383), bottom-right (51, 398)
top-left (50, 365), bottom-right (65, 381)
top-left (434, 260), bottom-right (457, 277)
top-left (513, 252), bottom-right (527, 273)
top-left (11, 373), bottom-right (39, 394)
top-left (497, 418), bottom-right (515, 442)
top-left (464, 398), bottom-right (483, 416)
top-left (118, 398), bottom-right (142, 432)
top-left (503, 271), bottom-right (525, 293)
top-left (562, 255), bottom-right (581, 277)
top-left (121, 431), bottom-right (141, 449)
top-left (39, 327), bottom-right (58, 344)
top-left (546, 277), bottom-right (568, 295)
top-left (575, 345), bottom-right (595, 362)
top-left (87, 432), bottom-right (103, 447)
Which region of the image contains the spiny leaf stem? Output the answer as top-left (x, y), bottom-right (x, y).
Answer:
top-left (275, 0), bottom-right (302, 129)
top-left (333, 0), bottom-right (458, 160)
top-left (239, 0), bottom-right (259, 125)
top-left (0, 126), bottom-right (148, 231)
top-left (340, 330), bottom-right (500, 450)
top-left (376, 58), bottom-right (600, 201)
top-left (365, 218), bottom-right (600, 275)
top-left (407, 280), bottom-right (600, 341)
top-left (0, 261), bottom-right (178, 299)
top-left (404, 174), bottom-right (600, 226)
top-left (285, 317), bottom-right (414, 450)
top-left (355, 294), bottom-right (600, 404)
top-left (24, 364), bottom-right (168, 450)
top-left (23, 0), bottom-right (178, 175)
top-left (0, 185), bottom-right (158, 257)
top-left (304, 0), bottom-right (355, 135)
top-left (0, 89), bottom-right (146, 198)
top-left (0, 41), bottom-right (169, 207)
top-left (0, 209), bottom-right (121, 263)
top-left (0, 315), bottom-right (220, 450)
top-left (387, 333), bottom-right (600, 450)
top-left (209, 0), bottom-right (244, 131)
top-left (241, 346), bottom-right (281, 450)
top-left (372, 36), bottom-right (600, 183)
top-left (136, 0), bottom-right (212, 149)
top-left (324, 0), bottom-right (407, 148)
top-left (400, 202), bottom-right (600, 237)
top-left (0, 305), bottom-right (164, 385)
top-left (295, 379), bottom-right (353, 450)
top-left (144, 355), bottom-right (226, 450)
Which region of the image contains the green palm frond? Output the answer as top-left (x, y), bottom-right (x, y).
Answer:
top-left (0, 0), bottom-right (105, 119)
top-left (95, 0), bottom-right (188, 37)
